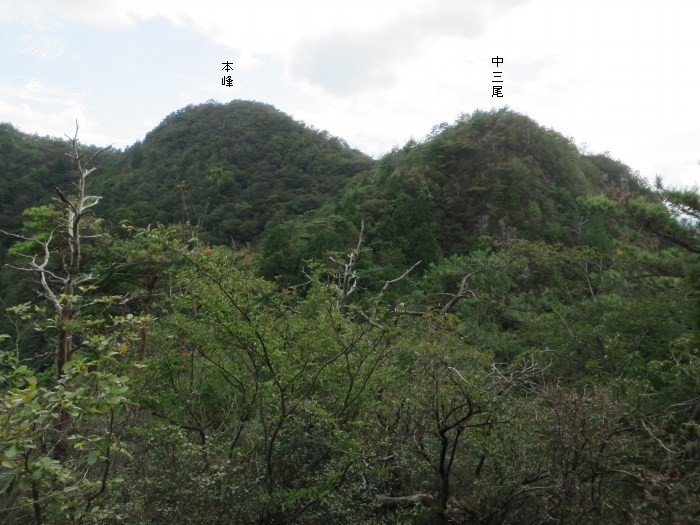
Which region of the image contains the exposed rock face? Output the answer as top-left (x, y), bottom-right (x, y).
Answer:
top-left (477, 214), bottom-right (490, 234)
top-left (498, 216), bottom-right (517, 241)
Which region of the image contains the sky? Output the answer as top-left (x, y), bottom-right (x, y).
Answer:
top-left (1, 0), bottom-right (699, 188)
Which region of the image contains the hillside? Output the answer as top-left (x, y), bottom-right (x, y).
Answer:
top-left (1, 104), bottom-right (653, 293)
top-left (348, 109), bottom-right (647, 250)
top-left (1, 103), bottom-right (699, 524)
top-left (260, 108), bottom-right (651, 282)
top-left (0, 124), bottom-right (97, 252)
top-left (1, 103), bottom-right (648, 259)
top-left (93, 100), bottom-right (375, 244)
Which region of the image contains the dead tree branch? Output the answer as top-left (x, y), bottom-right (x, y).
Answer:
top-left (439, 273), bottom-right (477, 316)
top-left (329, 221), bottom-right (365, 311)
top-left (375, 493), bottom-right (437, 507)
top-left (2, 121), bottom-right (109, 378)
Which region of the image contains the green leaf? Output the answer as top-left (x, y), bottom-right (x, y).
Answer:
top-left (17, 477), bottom-right (31, 491)
top-left (0, 472), bottom-right (14, 495)
top-left (3, 446), bottom-right (17, 459)
top-left (86, 450), bottom-right (98, 465)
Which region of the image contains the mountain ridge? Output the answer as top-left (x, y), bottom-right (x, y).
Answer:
top-left (1, 101), bottom-right (648, 257)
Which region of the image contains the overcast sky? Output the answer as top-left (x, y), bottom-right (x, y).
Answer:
top-left (1, 0), bottom-right (699, 188)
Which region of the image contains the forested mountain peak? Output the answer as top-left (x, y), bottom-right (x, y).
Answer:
top-left (416, 108), bottom-right (644, 200)
top-left (2, 104), bottom-right (649, 262)
top-left (288, 108), bottom-right (652, 281)
top-left (141, 99), bottom-right (350, 153)
top-left (2, 103), bottom-right (652, 286)
top-left (93, 99), bottom-right (374, 244)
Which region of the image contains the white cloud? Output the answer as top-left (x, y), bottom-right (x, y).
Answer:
top-left (0, 0), bottom-right (136, 28)
top-left (19, 33), bottom-right (65, 59)
top-left (0, 79), bottom-right (99, 143)
top-left (291, 26), bottom-right (417, 95)
top-left (0, 0), bottom-right (698, 187)
top-left (288, 0), bottom-right (530, 95)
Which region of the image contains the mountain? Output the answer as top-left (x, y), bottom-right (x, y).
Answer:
top-left (93, 100), bottom-right (375, 244)
top-left (3, 103), bottom-right (698, 525)
top-left (347, 108), bottom-right (646, 250)
top-left (0, 100), bottom-right (375, 331)
top-left (1, 103), bottom-right (653, 291)
top-left (0, 124), bottom-right (89, 252)
top-left (259, 108), bottom-right (650, 282)
top-left (1, 103), bottom-right (650, 271)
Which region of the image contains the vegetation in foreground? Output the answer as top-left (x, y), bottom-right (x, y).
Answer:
top-left (1, 106), bottom-right (698, 523)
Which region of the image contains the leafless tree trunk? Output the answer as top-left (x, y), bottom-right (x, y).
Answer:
top-left (329, 221), bottom-right (364, 312)
top-left (2, 121), bottom-right (108, 378)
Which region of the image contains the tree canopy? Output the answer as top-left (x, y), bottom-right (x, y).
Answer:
top-left (1, 104), bottom-right (698, 524)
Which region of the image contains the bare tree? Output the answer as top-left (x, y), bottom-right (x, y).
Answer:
top-left (329, 220), bottom-right (421, 319)
top-left (328, 221), bottom-right (365, 312)
top-left (2, 121), bottom-right (109, 377)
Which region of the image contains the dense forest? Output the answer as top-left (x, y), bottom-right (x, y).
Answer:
top-left (1, 100), bottom-right (698, 524)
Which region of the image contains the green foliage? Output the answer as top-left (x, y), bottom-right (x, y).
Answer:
top-left (92, 100), bottom-right (374, 246)
top-left (0, 126), bottom-right (73, 253)
top-left (1, 104), bottom-right (699, 523)
top-left (0, 328), bottom-right (134, 524)
top-left (332, 108), bottom-right (637, 272)
top-left (259, 214), bottom-right (359, 285)
top-left (99, 246), bottom-right (398, 523)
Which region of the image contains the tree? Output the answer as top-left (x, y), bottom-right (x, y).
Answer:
top-left (2, 122), bottom-right (110, 378)
top-left (0, 124), bottom-right (136, 524)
